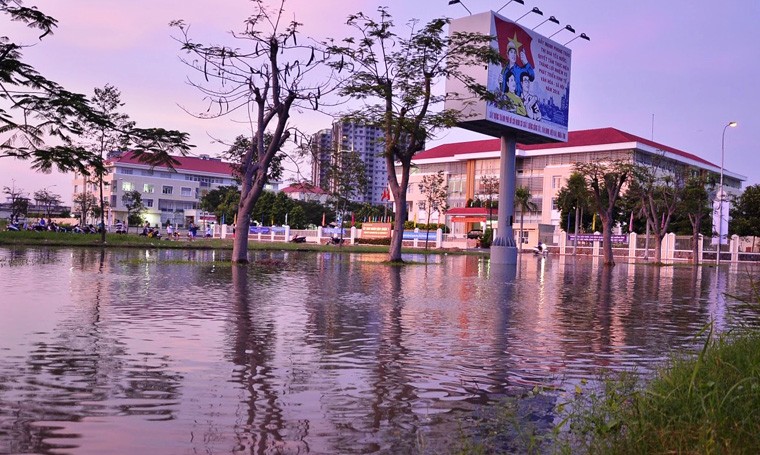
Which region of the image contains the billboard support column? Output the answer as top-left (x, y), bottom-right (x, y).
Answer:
top-left (491, 133), bottom-right (518, 265)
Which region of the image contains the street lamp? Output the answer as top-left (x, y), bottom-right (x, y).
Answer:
top-left (549, 24), bottom-right (575, 39)
top-left (516, 7), bottom-right (543, 22)
top-left (496, 0), bottom-right (524, 14)
top-left (447, 0), bottom-right (471, 15)
top-left (717, 121), bottom-right (738, 265)
top-left (533, 15), bottom-right (560, 31)
top-left (564, 32), bottom-right (590, 46)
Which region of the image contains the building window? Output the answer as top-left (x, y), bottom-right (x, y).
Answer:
top-left (162, 186), bottom-right (173, 195)
top-left (122, 182), bottom-right (134, 192)
top-left (144, 199), bottom-right (154, 208)
top-left (120, 168), bottom-right (133, 175)
top-left (143, 184), bottom-right (154, 193)
top-left (552, 175), bottom-right (562, 189)
top-left (181, 187), bottom-right (192, 197)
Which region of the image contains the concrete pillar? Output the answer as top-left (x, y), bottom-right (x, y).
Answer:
top-left (628, 232), bottom-right (637, 261)
top-left (221, 224), bottom-right (228, 239)
top-left (559, 232), bottom-right (566, 255)
top-left (413, 227), bottom-right (419, 248)
top-left (284, 225), bottom-right (290, 241)
top-left (491, 134), bottom-right (518, 265)
top-left (698, 234), bottom-right (704, 263)
top-left (436, 228), bottom-right (443, 249)
top-left (592, 232), bottom-right (601, 257)
top-left (317, 226), bottom-right (323, 243)
top-left (350, 226), bottom-right (357, 245)
top-left (730, 234), bottom-right (740, 263)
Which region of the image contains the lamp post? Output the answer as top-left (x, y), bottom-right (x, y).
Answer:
top-left (564, 33), bottom-right (590, 46)
top-left (549, 24), bottom-right (575, 39)
top-left (717, 121), bottom-right (738, 265)
top-left (496, 0), bottom-right (524, 14)
top-left (533, 15), bottom-right (559, 31)
top-left (516, 7), bottom-right (543, 22)
top-left (447, 0), bottom-right (471, 15)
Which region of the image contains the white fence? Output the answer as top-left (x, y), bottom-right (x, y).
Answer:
top-left (557, 232), bottom-right (760, 264)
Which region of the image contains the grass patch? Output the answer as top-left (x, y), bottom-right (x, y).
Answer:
top-left (0, 230), bottom-right (475, 256)
top-left (459, 329), bottom-right (760, 454)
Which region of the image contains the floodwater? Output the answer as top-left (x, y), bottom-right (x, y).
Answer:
top-left (1, 247), bottom-right (758, 454)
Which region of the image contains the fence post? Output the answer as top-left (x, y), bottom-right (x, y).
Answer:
top-left (559, 232), bottom-right (566, 255)
top-left (221, 224), bottom-right (228, 239)
top-left (592, 232), bottom-right (601, 257)
top-left (284, 225), bottom-right (290, 242)
top-left (317, 226), bottom-right (323, 244)
top-left (730, 234), bottom-right (740, 263)
top-left (350, 226), bottom-right (357, 245)
top-left (436, 228), bottom-right (443, 249)
top-left (628, 232), bottom-right (637, 261)
top-left (413, 227), bottom-right (419, 248)
top-left (698, 234), bottom-right (704, 263)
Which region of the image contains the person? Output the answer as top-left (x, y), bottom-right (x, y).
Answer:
top-left (189, 222), bottom-right (198, 238)
top-left (504, 72), bottom-right (527, 117)
top-left (205, 225), bottom-right (212, 238)
top-left (521, 73), bottom-right (542, 121)
top-left (166, 222), bottom-right (174, 240)
top-left (141, 221), bottom-right (150, 236)
top-left (501, 40), bottom-right (534, 98)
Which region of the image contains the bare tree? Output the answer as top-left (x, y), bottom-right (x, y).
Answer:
top-left (171, 0), bottom-right (333, 263)
top-left (2, 184), bottom-right (29, 222)
top-left (479, 175), bottom-right (499, 230)
top-left (33, 187), bottom-right (61, 220)
top-left (327, 8), bottom-right (502, 262)
top-left (575, 159), bottom-right (633, 266)
top-left (73, 191), bottom-right (98, 225)
top-left (418, 170), bottom-right (449, 249)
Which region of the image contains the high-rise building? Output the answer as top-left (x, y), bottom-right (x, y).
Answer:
top-left (311, 121), bottom-right (418, 206)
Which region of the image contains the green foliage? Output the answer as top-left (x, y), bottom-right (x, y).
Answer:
top-left (327, 7), bottom-right (502, 261)
top-left (480, 228), bottom-right (493, 248)
top-left (121, 190), bottom-right (145, 227)
top-left (288, 205), bottom-right (307, 229)
top-left (221, 134), bottom-right (284, 184)
top-left (730, 184), bottom-right (760, 237)
top-left (200, 185), bottom-right (240, 224)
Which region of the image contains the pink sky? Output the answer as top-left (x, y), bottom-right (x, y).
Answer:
top-left (2, 0), bottom-right (758, 204)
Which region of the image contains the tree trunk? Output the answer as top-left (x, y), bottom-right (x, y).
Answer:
top-left (601, 213), bottom-right (615, 266)
top-left (653, 234), bottom-right (663, 263)
top-left (573, 206), bottom-right (580, 256)
top-left (389, 210), bottom-right (405, 262)
top-left (232, 212), bottom-right (251, 264)
top-left (519, 213), bottom-right (524, 252)
top-left (691, 221), bottom-right (701, 265)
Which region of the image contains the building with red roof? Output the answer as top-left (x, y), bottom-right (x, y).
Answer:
top-left (72, 152), bottom-right (274, 228)
top-left (397, 127), bottom-right (745, 244)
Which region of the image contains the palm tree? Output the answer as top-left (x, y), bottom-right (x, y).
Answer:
top-left (514, 186), bottom-right (538, 251)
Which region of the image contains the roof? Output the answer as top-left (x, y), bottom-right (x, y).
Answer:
top-left (414, 127), bottom-right (718, 168)
top-left (109, 152), bottom-right (236, 176)
top-left (282, 182), bottom-right (327, 195)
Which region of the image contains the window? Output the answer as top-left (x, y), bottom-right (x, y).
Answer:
top-left (552, 175), bottom-right (562, 189)
top-left (143, 184), bottom-right (154, 193)
top-left (120, 168), bottom-right (133, 175)
top-left (122, 182), bottom-right (134, 191)
top-left (181, 187), bottom-right (192, 197)
top-left (162, 186), bottom-right (173, 195)
top-left (144, 199), bottom-right (154, 208)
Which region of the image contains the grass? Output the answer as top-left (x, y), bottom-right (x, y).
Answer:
top-left (0, 230), bottom-right (475, 256)
top-left (457, 329), bottom-right (760, 455)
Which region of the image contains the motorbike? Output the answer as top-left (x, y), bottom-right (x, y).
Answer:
top-left (531, 245), bottom-right (548, 256)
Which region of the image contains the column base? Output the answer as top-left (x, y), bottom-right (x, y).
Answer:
top-left (490, 245), bottom-right (518, 265)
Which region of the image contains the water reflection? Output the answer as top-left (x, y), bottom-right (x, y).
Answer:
top-left (1, 248), bottom-right (759, 454)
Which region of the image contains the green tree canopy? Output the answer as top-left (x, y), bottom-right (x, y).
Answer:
top-left (730, 184), bottom-right (760, 237)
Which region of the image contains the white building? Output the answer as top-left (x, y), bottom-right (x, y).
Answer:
top-left (398, 127), bottom-right (746, 245)
top-left (72, 152), bottom-right (238, 228)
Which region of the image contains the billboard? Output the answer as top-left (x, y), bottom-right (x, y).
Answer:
top-left (445, 11), bottom-right (572, 144)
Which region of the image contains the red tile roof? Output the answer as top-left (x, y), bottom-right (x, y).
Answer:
top-left (414, 127), bottom-right (717, 168)
top-left (282, 182), bottom-right (327, 194)
top-left (109, 152), bottom-right (236, 176)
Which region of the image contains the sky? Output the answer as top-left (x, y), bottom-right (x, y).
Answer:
top-left (2, 0), bottom-right (759, 204)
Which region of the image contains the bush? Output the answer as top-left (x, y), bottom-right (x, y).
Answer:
top-left (355, 237), bottom-right (391, 245)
